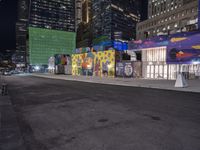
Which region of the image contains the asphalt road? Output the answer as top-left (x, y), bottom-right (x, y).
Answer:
top-left (4, 75), bottom-right (200, 150)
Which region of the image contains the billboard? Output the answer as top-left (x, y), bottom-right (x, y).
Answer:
top-left (167, 32), bottom-right (200, 64)
top-left (29, 27), bottom-right (76, 65)
top-left (72, 50), bottom-right (115, 77)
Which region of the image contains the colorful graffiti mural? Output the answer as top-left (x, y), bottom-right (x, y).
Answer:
top-left (128, 31), bottom-right (200, 64)
top-left (54, 54), bottom-right (71, 65)
top-left (167, 32), bottom-right (200, 64)
top-left (128, 35), bottom-right (169, 50)
top-left (72, 50), bottom-right (115, 77)
top-left (54, 54), bottom-right (71, 74)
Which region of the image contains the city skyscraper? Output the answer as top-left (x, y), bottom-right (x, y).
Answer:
top-left (75, 0), bottom-right (92, 28)
top-left (15, 0), bottom-right (29, 66)
top-left (92, 0), bottom-right (141, 43)
top-left (29, 0), bottom-right (75, 32)
top-left (16, 0), bottom-right (76, 67)
top-left (137, 0), bottom-right (198, 40)
top-left (76, 0), bottom-right (93, 48)
top-left (148, 0), bottom-right (197, 19)
top-left (82, 0), bottom-right (92, 24)
top-left (75, 0), bottom-right (82, 29)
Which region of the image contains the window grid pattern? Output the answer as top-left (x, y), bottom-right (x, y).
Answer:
top-left (29, 27), bottom-right (76, 65)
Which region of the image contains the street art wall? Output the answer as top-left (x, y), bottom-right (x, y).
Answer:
top-left (167, 32), bottom-right (200, 64)
top-left (128, 35), bottom-right (169, 50)
top-left (54, 54), bottom-right (71, 74)
top-left (128, 31), bottom-right (200, 64)
top-left (72, 50), bottom-right (115, 77)
top-left (116, 61), bottom-right (134, 77)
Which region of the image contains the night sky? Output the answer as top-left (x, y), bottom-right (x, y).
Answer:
top-left (0, 0), bottom-right (17, 52)
top-left (141, 0), bottom-right (148, 21)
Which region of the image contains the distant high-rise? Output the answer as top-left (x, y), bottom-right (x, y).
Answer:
top-left (92, 0), bottom-right (141, 42)
top-left (29, 0), bottom-right (75, 32)
top-left (76, 0), bottom-right (93, 48)
top-left (16, 0), bottom-right (76, 67)
top-left (137, 0), bottom-right (198, 40)
top-left (76, 0), bottom-right (82, 29)
top-left (148, 0), bottom-right (196, 19)
top-left (17, 0), bottom-right (29, 22)
top-left (82, 0), bottom-right (92, 24)
top-left (75, 0), bottom-right (92, 27)
top-left (15, 0), bottom-right (29, 66)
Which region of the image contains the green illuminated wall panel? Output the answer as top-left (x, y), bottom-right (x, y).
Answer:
top-left (29, 27), bottom-right (76, 65)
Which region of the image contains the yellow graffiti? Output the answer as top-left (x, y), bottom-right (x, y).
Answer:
top-left (72, 50), bottom-right (115, 77)
top-left (192, 45), bottom-right (200, 49)
top-left (170, 38), bottom-right (187, 43)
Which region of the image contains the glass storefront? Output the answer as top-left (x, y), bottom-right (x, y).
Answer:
top-left (142, 47), bottom-right (200, 80)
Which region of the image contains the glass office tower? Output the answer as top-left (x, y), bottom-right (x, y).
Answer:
top-left (92, 0), bottom-right (141, 42)
top-left (15, 0), bottom-right (29, 67)
top-left (28, 0), bottom-right (76, 66)
top-left (29, 0), bottom-right (75, 32)
top-left (16, 0), bottom-right (76, 66)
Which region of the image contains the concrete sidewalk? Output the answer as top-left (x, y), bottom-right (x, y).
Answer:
top-left (0, 95), bottom-right (26, 150)
top-left (30, 73), bottom-right (200, 93)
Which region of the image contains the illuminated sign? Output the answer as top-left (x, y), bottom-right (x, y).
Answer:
top-left (113, 41), bottom-right (128, 51)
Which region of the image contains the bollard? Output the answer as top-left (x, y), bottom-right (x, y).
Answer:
top-left (1, 83), bottom-right (8, 96)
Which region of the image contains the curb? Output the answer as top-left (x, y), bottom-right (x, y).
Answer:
top-left (31, 74), bottom-right (200, 93)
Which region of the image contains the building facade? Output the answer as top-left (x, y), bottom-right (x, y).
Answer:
top-left (16, 0), bottom-right (76, 67)
top-left (129, 31), bottom-right (200, 80)
top-left (137, 0), bottom-right (198, 40)
top-left (82, 0), bottom-right (92, 24)
top-left (76, 0), bottom-right (93, 48)
top-left (75, 0), bottom-right (92, 27)
top-left (92, 0), bottom-right (141, 43)
top-left (29, 0), bottom-right (75, 32)
top-left (15, 0), bottom-right (29, 67)
top-left (75, 0), bottom-right (82, 29)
